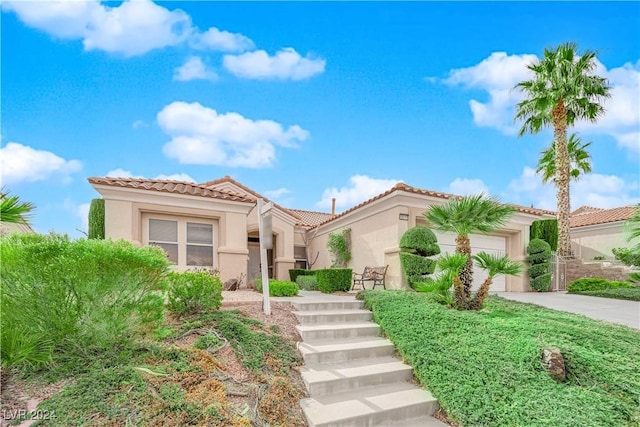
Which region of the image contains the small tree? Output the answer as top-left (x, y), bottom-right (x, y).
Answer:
top-left (88, 198), bottom-right (105, 239)
top-left (526, 239), bottom-right (553, 291)
top-left (327, 228), bottom-right (351, 267)
top-left (399, 226), bottom-right (440, 288)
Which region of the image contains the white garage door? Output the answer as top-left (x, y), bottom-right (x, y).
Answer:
top-left (433, 231), bottom-right (507, 292)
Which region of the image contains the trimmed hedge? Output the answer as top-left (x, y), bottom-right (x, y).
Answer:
top-left (399, 226), bottom-right (441, 257)
top-left (316, 268), bottom-right (352, 293)
top-left (296, 275), bottom-right (317, 291)
top-left (88, 198), bottom-right (105, 239)
top-left (574, 288), bottom-right (640, 301)
top-left (567, 278), bottom-right (634, 293)
top-left (527, 263), bottom-right (549, 279)
top-left (531, 273), bottom-right (552, 292)
top-left (399, 252), bottom-right (436, 288)
top-left (289, 269), bottom-right (316, 282)
top-left (255, 279), bottom-right (299, 296)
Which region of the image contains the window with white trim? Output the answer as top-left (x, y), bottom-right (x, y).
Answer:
top-left (146, 216), bottom-right (216, 268)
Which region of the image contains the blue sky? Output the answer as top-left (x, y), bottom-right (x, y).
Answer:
top-left (2, 1), bottom-right (639, 237)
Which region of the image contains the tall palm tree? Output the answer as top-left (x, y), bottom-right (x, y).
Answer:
top-left (537, 133), bottom-right (592, 184)
top-left (424, 195), bottom-right (516, 307)
top-left (514, 42), bottom-right (611, 257)
top-left (0, 190), bottom-right (34, 225)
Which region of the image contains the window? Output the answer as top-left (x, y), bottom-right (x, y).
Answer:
top-left (146, 216), bottom-right (216, 268)
top-left (149, 219), bottom-right (178, 263)
top-left (187, 222), bottom-right (213, 266)
top-left (294, 245), bottom-right (307, 269)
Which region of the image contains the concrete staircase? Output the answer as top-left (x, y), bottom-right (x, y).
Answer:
top-left (293, 299), bottom-right (445, 427)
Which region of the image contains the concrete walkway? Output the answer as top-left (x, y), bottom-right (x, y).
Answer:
top-left (495, 291), bottom-right (640, 329)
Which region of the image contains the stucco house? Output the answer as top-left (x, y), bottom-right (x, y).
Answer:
top-left (89, 176), bottom-right (554, 292)
top-left (570, 205), bottom-right (637, 260)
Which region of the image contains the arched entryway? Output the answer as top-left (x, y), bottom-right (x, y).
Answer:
top-left (247, 231), bottom-right (277, 287)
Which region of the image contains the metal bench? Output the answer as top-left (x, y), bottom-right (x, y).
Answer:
top-left (352, 265), bottom-right (388, 290)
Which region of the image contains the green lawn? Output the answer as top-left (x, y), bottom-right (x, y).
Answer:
top-left (573, 287), bottom-right (640, 301)
top-left (361, 291), bottom-right (640, 427)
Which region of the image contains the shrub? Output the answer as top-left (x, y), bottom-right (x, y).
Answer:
top-left (527, 263), bottom-right (549, 279)
top-left (530, 219), bottom-right (558, 251)
top-left (167, 271), bottom-right (223, 317)
top-left (87, 198), bottom-right (105, 239)
top-left (399, 226), bottom-right (440, 288)
top-left (574, 288), bottom-right (640, 301)
top-left (0, 234), bottom-right (168, 372)
top-left (399, 252), bottom-right (437, 288)
top-left (288, 269), bottom-right (316, 282)
top-left (296, 275), bottom-right (317, 291)
top-left (526, 238), bottom-right (552, 292)
top-left (316, 268), bottom-right (352, 293)
top-left (612, 247), bottom-right (640, 267)
top-left (530, 273), bottom-right (552, 292)
top-left (399, 226), bottom-right (441, 257)
top-left (255, 279), bottom-right (299, 296)
top-left (567, 277), bottom-right (634, 293)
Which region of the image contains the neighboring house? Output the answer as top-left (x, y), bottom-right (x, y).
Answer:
top-left (0, 221), bottom-right (35, 235)
top-left (570, 205), bottom-right (637, 260)
top-left (89, 176), bottom-right (554, 292)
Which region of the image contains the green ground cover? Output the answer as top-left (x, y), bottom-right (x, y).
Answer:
top-left (360, 290), bottom-right (640, 427)
top-left (572, 287), bottom-right (640, 301)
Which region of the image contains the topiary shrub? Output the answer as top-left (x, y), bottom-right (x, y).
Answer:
top-left (568, 277), bottom-right (634, 293)
top-left (316, 268), bottom-right (352, 293)
top-left (399, 226), bottom-right (440, 289)
top-left (88, 198), bottom-right (105, 239)
top-left (167, 271), bottom-right (223, 317)
top-left (296, 275), bottom-right (317, 291)
top-left (399, 252), bottom-right (436, 285)
top-left (289, 269), bottom-right (316, 282)
top-left (527, 238), bottom-right (552, 292)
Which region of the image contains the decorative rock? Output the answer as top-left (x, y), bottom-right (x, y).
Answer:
top-left (542, 347), bottom-right (566, 382)
top-left (223, 278), bottom-right (239, 291)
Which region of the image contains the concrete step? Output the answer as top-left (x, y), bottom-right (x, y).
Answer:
top-left (296, 322), bottom-right (381, 341)
top-left (299, 337), bottom-right (395, 364)
top-left (295, 309), bottom-right (373, 325)
top-left (379, 415), bottom-right (449, 427)
top-left (301, 358), bottom-right (413, 396)
top-left (300, 382), bottom-right (439, 427)
top-left (293, 301), bottom-right (364, 311)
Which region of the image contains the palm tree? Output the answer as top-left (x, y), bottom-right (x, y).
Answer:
top-left (514, 42), bottom-right (611, 257)
top-left (468, 252), bottom-right (523, 310)
top-left (537, 133), bottom-right (592, 184)
top-left (0, 190), bottom-right (34, 225)
top-left (425, 194), bottom-right (516, 307)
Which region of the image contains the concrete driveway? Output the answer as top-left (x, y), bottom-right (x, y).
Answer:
top-left (494, 291), bottom-right (640, 329)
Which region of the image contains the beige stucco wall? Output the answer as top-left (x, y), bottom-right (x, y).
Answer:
top-left (571, 222), bottom-right (629, 260)
top-left (246, 206), bottom-right (296, 281)
top-left (97, 187), bottom-right (253, 283)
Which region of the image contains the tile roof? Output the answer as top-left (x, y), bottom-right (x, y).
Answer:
top-left (570, 205), bottom-right (637, 228)
top-left (571, 206), bottom-right (604, 216)
top-left (200, 176), bottom-right (301, 220)
top-left (289, 209), bottom-right (334, 227)
top-left (311, 182), bottom-right (556, 228)
top-left (88, 177), bottom-right (255, 203)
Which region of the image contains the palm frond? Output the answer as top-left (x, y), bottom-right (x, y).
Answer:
top-left (424, 195), bottom-right (516, 236)
top-left (474, 252), bottom-right (524, 278)
top-left (0, 190), bottom-right (35, 225)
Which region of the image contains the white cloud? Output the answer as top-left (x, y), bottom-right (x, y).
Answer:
top-left (505, 167), bottom-right (639, 210)
top-left (189, 27), bottom-right (254, 52)
top-left (316, 175), bottom-right (402, 209)
top-left (265, 188), bottom-right (290, 199)
top-left (105, 168), bottom-right (194, 182)
top-left (0, 142), bottom-right (82, 185)
top-left (173, 56), bottom-right (217, 82)
top-left (3, 0), bottom-right (192, 57)
top-left (440, 52), bottom-right (640, 153)
top-left (446, 178), bottom-right (489, 196)
top-left (441, 52), bottom-right (537, 134)
top-left (76, 202), bottom-right (90, 233)
top-left (223, 48), bottom-right (326, 81)
top-left (157, 101), bottom-right (309, 168)
top-left (132, 119), bottom-right (147, 129)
